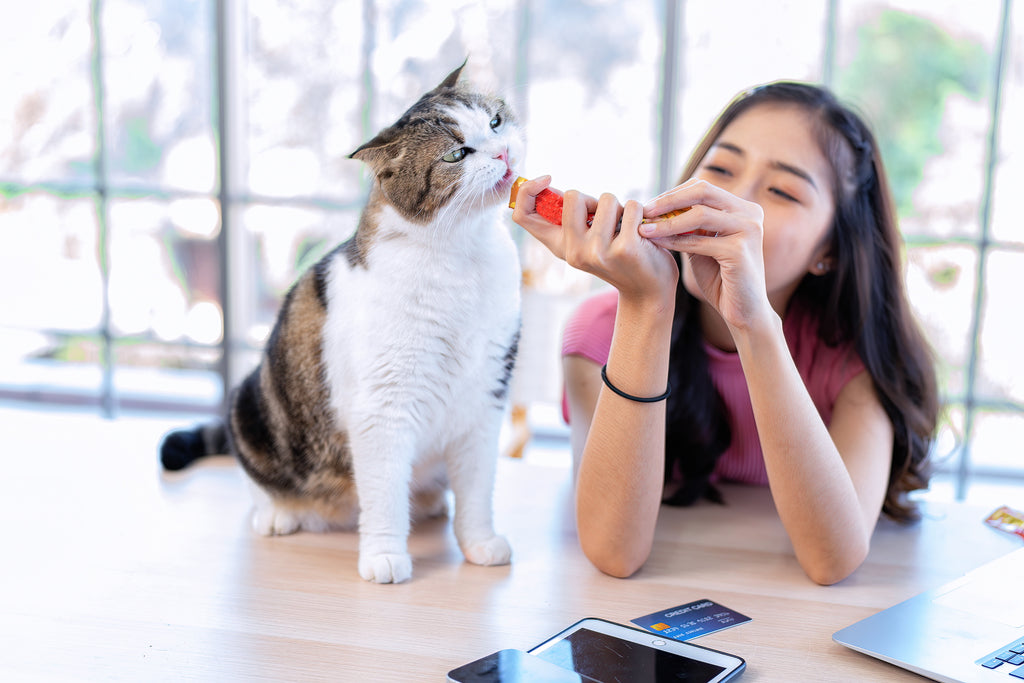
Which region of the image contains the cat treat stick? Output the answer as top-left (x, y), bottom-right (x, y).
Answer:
top-left (508, 176), bottom-right (690, 227)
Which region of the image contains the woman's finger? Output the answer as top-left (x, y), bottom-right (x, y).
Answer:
top-left (643, 178), bottom-right (759, 221)
top-left (640, 203), bottom-right (753, 242)
top-left (510, 175), bottom-right (553, 221)
top-left (588, 193), bottom-right (624, 243)
top-left (511, 175), bottom-right (572, 257)
top-left (561, 189), bottom-right (599, 237)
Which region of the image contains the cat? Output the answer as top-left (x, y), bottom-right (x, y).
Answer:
top-left (160, 62), bottom-right (524, 584)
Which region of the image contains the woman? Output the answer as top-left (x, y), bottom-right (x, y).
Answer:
top-left (512, 82), bottom-right (938, 585)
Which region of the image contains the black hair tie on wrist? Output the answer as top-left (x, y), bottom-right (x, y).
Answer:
top-left (600, 364), bottom-right (671, 403)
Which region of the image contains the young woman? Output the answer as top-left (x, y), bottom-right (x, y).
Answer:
top-left (511, 82), bottom-right (938, 585)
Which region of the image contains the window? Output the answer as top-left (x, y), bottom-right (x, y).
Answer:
top-left (2, 0), bottom-right (1019, 499)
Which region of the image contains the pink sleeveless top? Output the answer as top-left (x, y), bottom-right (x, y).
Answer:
top-left (561, 289), bottom-right (866, 485)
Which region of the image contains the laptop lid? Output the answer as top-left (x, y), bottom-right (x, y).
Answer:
top-left (833, 547), bottom-right (1024, 683)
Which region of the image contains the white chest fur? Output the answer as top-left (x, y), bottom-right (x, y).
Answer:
top-left (320, 205), bottom-right (521, 450)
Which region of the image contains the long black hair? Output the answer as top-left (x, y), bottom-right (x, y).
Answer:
top-left (662, 82), bottom-right (938, 521)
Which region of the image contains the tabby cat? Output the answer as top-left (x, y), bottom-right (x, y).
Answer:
top-left (160, 63), bottom-right (524, 584)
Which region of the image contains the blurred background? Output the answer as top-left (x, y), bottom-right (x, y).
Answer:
top-left (0, 0), bottom-right (1020, 503)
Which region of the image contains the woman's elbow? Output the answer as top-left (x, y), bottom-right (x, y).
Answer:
top-left (580, 537), bottom-right (650, 579)
top-left (801, 538), bottom-right (870, 586)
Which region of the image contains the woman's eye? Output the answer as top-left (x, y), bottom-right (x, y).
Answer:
top-left (442, 148), bottom-right (469, 163)
top-left (704, 165), bottom-right (731, 176)
top-left (490, 113), bottom-right (502, 130)
top-left (770, 187), bottom-right (799, 202)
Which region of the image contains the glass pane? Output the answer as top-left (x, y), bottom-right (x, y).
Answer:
top-left (523, 0), bottom-right (660, 200)
top-left (102, 0), bottom-right (216, 192)
top-left (930, 402), bottom-right (965, 474)
top-left (834, 1), bottom-right (1000, 234)
top-left (905, 243), bottom-right (977, 400)
top-left (678, 2), bottom-right (827, 180)
top-left (113, 341), bottom-right (222, 410)
top-left (513, 0), bottom-right (669, 334)
top-left (0, 193), bottom-right (102, 331)
top-left (108, 197), bottom-right (222, 344)
top-left (368, 1), bottom-right (519, 129)
top-left (0, 329), bottom-right (104, 403)
top-left (976, 250), bottom-right (1024, 406)
top-left (234, 203), bottom-right (358, 347)
top-left (0, 4), bottom-right (95, 185)
top-left (971, 410), bottom-right (1024, 473)
top-left (990, 3), bottom-right (1023, 246)
top-left (245, 0), bottom-right (366, 201)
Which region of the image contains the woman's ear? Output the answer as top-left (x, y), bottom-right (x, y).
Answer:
top-left (809, 245), bottom-right (835, 276)
top-left (810, 257), bottom-right (835, 275)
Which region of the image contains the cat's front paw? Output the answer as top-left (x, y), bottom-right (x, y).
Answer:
top-left (251, 506), bottom-right (301, 536)
top-left (462, 535), bottom-right (512, 566)
top-left (359, 552), bottom-right (413, 584)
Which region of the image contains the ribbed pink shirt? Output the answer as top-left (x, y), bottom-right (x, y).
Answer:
top-left (561, 289), bottom-right (866, 486)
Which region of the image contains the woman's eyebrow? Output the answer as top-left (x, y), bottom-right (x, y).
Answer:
top-left (774, 160), bottom-right (818, 191)
top-left (714, 141), bottom-right (819, 192)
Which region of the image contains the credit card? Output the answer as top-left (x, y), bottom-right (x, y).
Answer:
top-left (632, 598), bottom-right (751, 641)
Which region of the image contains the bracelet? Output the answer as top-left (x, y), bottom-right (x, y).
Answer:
top-left (600, 364), bottom-right (671, 403)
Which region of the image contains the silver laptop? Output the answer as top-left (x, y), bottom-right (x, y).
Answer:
top-left (833, 547), bottom-right (1024, 683)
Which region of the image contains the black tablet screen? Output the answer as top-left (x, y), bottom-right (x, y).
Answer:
top-left (535, 628), bottom-right (726, 682)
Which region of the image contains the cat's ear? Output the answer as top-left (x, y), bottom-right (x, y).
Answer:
top-left (348, 127), bottom-right (398, 169)
top-left (434, 57), bottom-right (469, 92)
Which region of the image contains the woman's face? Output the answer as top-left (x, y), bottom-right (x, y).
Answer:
top-left (685, 102), bottom-right (837, 312)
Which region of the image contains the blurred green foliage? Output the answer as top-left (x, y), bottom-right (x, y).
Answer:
top-left (836, 10), bottom-right (990, 217)
top-left (119, 116), bottom-right (163, 176)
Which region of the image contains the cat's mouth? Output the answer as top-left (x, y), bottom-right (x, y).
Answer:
top-left (495, 167), bottom-right (516, 191)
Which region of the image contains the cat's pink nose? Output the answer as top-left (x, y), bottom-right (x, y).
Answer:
top-left (494, 148), bottom-right (508, 164)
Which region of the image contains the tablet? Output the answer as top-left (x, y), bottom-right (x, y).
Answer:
top-left (528, 617), bottom-right (746, 683)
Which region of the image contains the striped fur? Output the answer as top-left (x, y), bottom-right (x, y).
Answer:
top-left (162, 63), bottom-right (524, 584)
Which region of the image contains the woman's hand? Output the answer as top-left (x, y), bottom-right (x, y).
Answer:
top-left (640, 178), bottom-right (771, 331)
top-left (511, 176), bottom-right (678, 307)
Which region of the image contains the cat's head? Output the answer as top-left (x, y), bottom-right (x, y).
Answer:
top-left (350, 62), bottom-right (524, 224)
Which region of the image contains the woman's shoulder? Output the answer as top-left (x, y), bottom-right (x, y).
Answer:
top-left (561, 288), bottom-right (618, 364)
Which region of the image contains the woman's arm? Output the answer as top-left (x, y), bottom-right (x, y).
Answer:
top-left (564, 294), bottom-right (675, 578)
top-left (734, 313), bottom-right (892, 584)
top-left (513, 177), bottom-right (681, 577)
top-left (644, 181), bottom-right (894, 584)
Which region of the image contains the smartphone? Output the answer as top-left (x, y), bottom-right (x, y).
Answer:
top-left (447, 649), bottom-right (599, 682)
top-left (528, 617), bottom-right (746, 683)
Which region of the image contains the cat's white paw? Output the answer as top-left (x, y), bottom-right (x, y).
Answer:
top-left (359, 552), bottom-right (413, 584)
top-left (462, 535), bottom-right (512, 566)
top-left (251, 507), bottom-right (301, 536)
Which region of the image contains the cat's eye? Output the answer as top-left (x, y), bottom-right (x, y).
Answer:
top-left (442, 148), bottom-right (469, 163)
top-left (490, 113), bottom-right (502, 130)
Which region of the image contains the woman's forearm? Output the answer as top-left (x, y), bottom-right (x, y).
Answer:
top-left (732, 312), bottom-right (890, 584)
top-left (574, 295), bottom-right (675, 577)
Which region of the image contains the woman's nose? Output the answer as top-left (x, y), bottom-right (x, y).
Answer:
top-left (730, 175), bottom-right (759, 202)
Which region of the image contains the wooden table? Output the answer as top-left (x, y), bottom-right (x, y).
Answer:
top-left (1, 407), bottom-right (1020, 681)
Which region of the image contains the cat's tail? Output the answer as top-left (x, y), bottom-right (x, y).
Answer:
top-left (159, 419), bottom-right (230, 471)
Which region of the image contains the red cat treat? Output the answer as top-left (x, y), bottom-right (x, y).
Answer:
top-left (508, 176), bottom-right (689, 226)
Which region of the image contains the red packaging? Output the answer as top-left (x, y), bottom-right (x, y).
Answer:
top-left (508, 176), bottom-right (689, 227)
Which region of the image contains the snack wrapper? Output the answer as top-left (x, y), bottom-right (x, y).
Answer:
top-left (985, 505), bottom-right (1024, 540)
